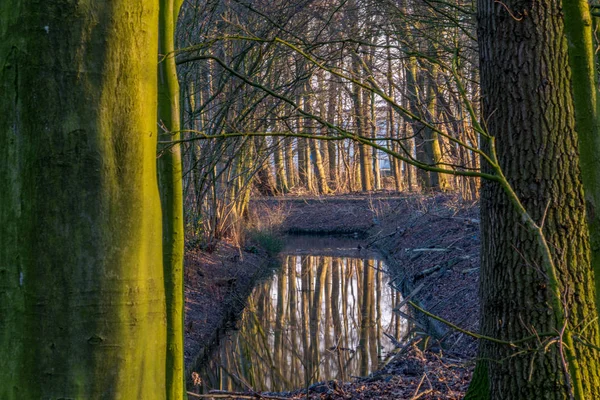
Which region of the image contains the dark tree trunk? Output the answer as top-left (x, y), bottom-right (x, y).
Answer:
top-left (468, 1), bottom-right (600, 398)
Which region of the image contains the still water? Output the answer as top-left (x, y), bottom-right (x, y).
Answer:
top-left (199, 236), bottom-right (408, 392)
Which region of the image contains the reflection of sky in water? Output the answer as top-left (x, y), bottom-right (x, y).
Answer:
top-left (200, 244), bottom-right (409, 393)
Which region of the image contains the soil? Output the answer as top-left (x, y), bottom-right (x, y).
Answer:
top-left (185, 192), bottom-right (480, 399)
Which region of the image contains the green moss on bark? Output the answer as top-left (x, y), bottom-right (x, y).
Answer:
top-left (562, 0), bottom-right (600, 320)
top-left (0, 1), bottom-right (166, 398)
top-left (158, 0), bottom-right (186, 398)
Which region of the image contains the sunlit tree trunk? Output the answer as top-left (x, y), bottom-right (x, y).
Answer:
top-left (347, 0), bottom-right (372, 192)
top-left (386, 42), bottom-right (403, 191)
top-left (296, 124), bottom-right (310, 190)
top-left (285, 137), bottom-right (298, 188)
top-left (355, 80), bottom-right (374, 192)
top-left (310, 138), bottom-right (330, 194)
top-left (424, 62), bottom-right (449, 191)
top-left (274, 136), bottom-right (289, 193)
top-left (253, 136), bottom-right (277, 196)
top-left (370, 92), bottom-right (381, 190)
top-left (305, 88), bottom-right (330, 194)
top-left (404, 121), bottom-right (416, 191)
top-left (157, 0), bottom-right (185, 398)
top-left (0, 2), bottom-right (166, 398)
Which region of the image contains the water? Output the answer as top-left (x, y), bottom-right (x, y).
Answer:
top-left (199, 236), bottom-right (409, 392)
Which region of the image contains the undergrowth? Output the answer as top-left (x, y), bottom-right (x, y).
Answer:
top-left (246, 230), bottom-right (284, 256)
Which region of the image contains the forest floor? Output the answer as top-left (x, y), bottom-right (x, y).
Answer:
top-left (185, 192), bottom-right (480, 399)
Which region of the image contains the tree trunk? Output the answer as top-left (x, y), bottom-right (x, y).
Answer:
top-left (424, 63), bottom-right (449, 191)
top-left (467, 1), bottom-right (600, 398)
top-left (253, 136), bottom-right (277, 196)
top-left (297, 107), bottom-right (310, 190)
top-left (352, 73), bottom-right (373, 192)
top-left (326, 71), bottom-right (339, 189)
top-left (305, 89), bottom-right (330, 194)
top-left (285, 136), bottom-right (297, 188)
top-left (405, 58), bottom-right (431, 190)
top-left (0, 2), bottom-right (166, 398)
top-left (274, 136), bottom-right (289, 193)
top-left (311, 139), bottom-right (330, 194)
top-left (370, 91), bottom-right (381, 190)
top-left (562, 0), bottom-right (600, 317)
top-left (386, 43), bottom-right (403, 191)
top-left (157, 0), bottom-right (185, 398)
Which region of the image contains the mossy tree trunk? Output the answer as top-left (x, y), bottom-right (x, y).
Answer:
top-left (562, 0), bottom-right (600, 318)
top-left (158, 0), bottom-right (185, 398)
top-left (467, 0), bottom-right (600, 398)
top-left (0, 1), bottom-right (166, 398)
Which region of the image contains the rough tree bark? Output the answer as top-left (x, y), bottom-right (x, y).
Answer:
top-left (467, 0), bottom-right (600, 398)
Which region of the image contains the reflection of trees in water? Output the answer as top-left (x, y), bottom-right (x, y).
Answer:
top-left (200, 255), bottom-right (409, 392)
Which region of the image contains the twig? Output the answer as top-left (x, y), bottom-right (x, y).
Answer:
top-left (411, 389), bottom-right (433, 400)
top-left (383, 331), bottom-right (404, 348)
top-left (394, 283), bottom-right (425, 310)
top-left (415, 265), bottom-right (444, 279)
top-left (411, 248), bottom-right (450, 252)
top-left (411, 374), bottom-right (427, 400)
top-left (365, 228), bottom-right (402, 248)
top-left (408, 300), bottom-right (555, 346)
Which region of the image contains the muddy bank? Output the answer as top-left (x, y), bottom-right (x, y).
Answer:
top-left (184, 239), bottom-right (277, 387)
top-left (371, 194), bottom-right (480, 359)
